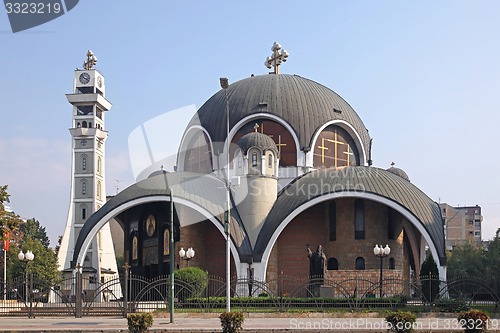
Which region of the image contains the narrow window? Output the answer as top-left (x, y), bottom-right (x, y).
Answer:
top-left (327, 257), bottom-right (339, 270)
top-left (389, 257), bottom-right (395, 270)
top-left (82, 121), bottom-right (87, 128)
top-left (97, 156), bottom-right (101, 174)
top-left (354, 199), bottom-right (365, 239)
top-left (355, 257), bottom-right (365, 270)
top-left (82, 208), bottom-right (86, 220)
top-left (89, 122), bottom-right (92, 128)
top-left (329, 201), bottom-right (336, 241)
top-left (388, 208), bottom-right (395, 240)
top-left (252, 152), bottom-right (258, 167)
top-left (97, 181), bottom-right (101, 199)
top-left (268, 153), bottom-right (273, 168)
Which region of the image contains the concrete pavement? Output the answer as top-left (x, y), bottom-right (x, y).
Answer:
top-left (0, 313), bottom-right (499, 332)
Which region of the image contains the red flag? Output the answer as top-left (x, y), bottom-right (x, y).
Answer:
top-left (3, 232), bottom-right (9, 251)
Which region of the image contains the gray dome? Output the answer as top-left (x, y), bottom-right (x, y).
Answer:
top-left (386, 163), bottom-right (410, 181)
top-left (237, 132), bottom-right (277, 154)
top-left (189, 74), bottom-right (371, 155)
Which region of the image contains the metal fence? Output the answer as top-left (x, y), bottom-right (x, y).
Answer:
top-left (0, 271), bottom-right (498, 317)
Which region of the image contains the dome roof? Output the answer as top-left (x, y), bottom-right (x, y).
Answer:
top-left (189, 74), bottom-right (371, 155)
top-left (386, 163), bottom-right (410, 181)
top-left (237, 131), bottom-right (278, 154)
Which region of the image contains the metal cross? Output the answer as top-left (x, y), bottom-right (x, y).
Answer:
top-left (83, 50), bottom-right (97, 70)
top-left (265, 42), bottom-right (289, 74)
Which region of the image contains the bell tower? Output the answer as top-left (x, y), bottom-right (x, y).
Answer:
top-left (57, 51), bottom-right (118, 282)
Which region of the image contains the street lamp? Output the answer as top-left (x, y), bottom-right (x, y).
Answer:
top-left (178, 247), bottom-right (195, 267)
top-left (18, 250), bottom-right (35, 318)
top-left (220, 77), bottom-right (231, 313)
top-left (373, 244), bottom-right (390, 298)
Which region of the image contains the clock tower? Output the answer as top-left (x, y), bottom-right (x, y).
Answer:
top-left (57, 51), bottom-right (119, 285)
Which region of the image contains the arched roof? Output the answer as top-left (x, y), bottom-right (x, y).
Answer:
top-left (237, 132), bottom-right (278, 154)
top-left (189, 74), bottom-right (371, 154)
top-left (72, 171), bottom-right (252, 266)
top-left (254, 166), bottom-right (445, 265)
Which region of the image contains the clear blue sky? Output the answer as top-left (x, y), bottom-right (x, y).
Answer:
top-left (1, 1), bottom-right (500, 246)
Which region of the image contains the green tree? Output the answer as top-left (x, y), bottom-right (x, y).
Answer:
top-left (420, 252), bottom-right (439, 302)
top-left (8, 219), bottom-right (59, 283)
top-left (0, 185), bottom-right (23, 238)
top-left (484, 229), bottom-right (500, 293)
top-left (446, 242), bottom-right (485, 280)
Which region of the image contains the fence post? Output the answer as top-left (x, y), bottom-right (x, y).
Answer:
top-left (75, 265), bottom-right (82, 318)
top-left (123, 263), bottom-right (130, 318)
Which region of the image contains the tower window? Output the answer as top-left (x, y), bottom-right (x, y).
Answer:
top-left (329, 201), bottom-right (336, 241)
top-left (327, 257), bottom-right (339, 270)
top-left (82, 121), bottom-right (87, 128)
top-left (252, 153), bottom-right (258, 167)
top-left (354, 199), bottom-right (365, 239)
top-left (82, 208), bottom-right (86, 220)
top-left (268, 153), bottom-right (273, 168)
top-left (89, 122), bottom-right (92, 128)
top-left (355, 257), bottom-right (365, 270)
top-left (97, 156), bottom-right (102, 175)
top-left (389, 257), bottom-right (395, 270)
top-left (97, 181), bottom-right (101, 199)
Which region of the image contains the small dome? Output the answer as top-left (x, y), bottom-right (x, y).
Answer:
top-left (386, 162), bottom-right (410, 182)
top-left (237, 131), bottom-right (278, 154)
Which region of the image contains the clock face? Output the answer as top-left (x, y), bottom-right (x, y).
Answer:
top-left (79, 72), bottom-right (91, 84)
top-left (146, 214), bottom-right (156, 237)
top-left (97, 76), bottom-right (103, 88)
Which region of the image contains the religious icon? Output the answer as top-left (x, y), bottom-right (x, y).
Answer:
top-left (146, 214), bottom-right (156, 237)
top-left (163, 229), bottom-right (170, 255)
top-left (132, 236), bottom-right (138, 261)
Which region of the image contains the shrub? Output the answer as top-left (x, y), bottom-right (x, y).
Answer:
top-left (127, 313), bottom-right (153, 333)
top-left (220, 311), bottom-right (244, 333)
top-left (457, 309), bottom-right (489, 333)
top-left (175, 267), bottom-right (208, 300)
top-left (385, 310), bottom-right (417, 333)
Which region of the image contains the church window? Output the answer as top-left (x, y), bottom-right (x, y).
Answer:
top-left (329, 201), bottom-right (336, 241)
top-left (388, 208), bottom-right (395, 240)
top-left (389, 257), bottom-right (395, 270)
top-left (82, 208), bottom-right (86, 220)
top-left (82, 181), bottom-right (86, 195)
top-left (313, 125), bottom-right (360, 168)
top-left (327, 257), bottom-right (339, 270)
top-left (237, 155), bottom-right (242, 168)
top-left (82, 157), bottom-right (87, 170)
top-left (268, 153), bottom-right (273, 168)
top-left (355, 257), bottom-right (365, 270)
top-left (252, 153), bottom-right (258, 167)
top-left (97, 157), bottom-right (102, 174)
top-left (82, 121), bottom-right (87, 128)
top-left (354, 199), bottom-right (365, 240)
top-left (89, 122), bottom-right (92, 128)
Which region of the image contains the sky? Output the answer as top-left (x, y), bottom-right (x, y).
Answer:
top-left (1, 1), bottom-right (500, 247)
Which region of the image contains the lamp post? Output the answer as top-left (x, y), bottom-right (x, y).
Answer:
top-left (220, 77), bottom-right (231, 313)
top-left (18, 250), bottom-right (34, 318)
top-left (178, 247), bottom-right (195, 267)
top-left (373, 244), bottom-right (390, 298)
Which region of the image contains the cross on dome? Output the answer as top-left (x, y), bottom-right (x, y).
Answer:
top-left (265, 42), bottom-right (289, 74)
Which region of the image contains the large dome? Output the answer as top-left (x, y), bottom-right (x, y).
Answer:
top-left (189, 74), bottom-right (371, 155)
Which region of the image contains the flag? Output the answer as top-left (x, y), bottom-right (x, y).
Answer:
top-left (3, 232), bottom-right (9, 252)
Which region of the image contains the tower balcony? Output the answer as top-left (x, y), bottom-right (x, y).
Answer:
top-left (66, 93), bottom-right (112, 111)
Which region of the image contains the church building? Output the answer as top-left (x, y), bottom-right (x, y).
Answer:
top-left (71, 43), bottom-right (446, 286)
